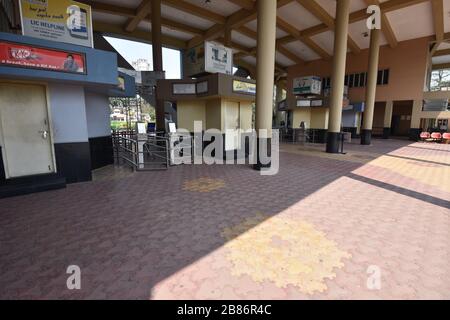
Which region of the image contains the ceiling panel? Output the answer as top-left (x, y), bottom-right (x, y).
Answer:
top-left (311, 30), bottom-right (335, 55)
top-left (385, 2), bottom-right (434, 42)
top-left (277, 1), bottom-right (321, 30)
top-left (348, 19), bottom-right (388, 49)
top-left (284, 40), bottom-right (321, 61)
top-left (161, 4), bottom-right (215, 30)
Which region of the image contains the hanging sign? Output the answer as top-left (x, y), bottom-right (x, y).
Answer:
top-left (19, 0), bottom-right (93, 48)
top-left (0, 40), bottom-right (86, 74)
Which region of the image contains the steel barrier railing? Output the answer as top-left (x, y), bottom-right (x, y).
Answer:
top-left (112, 132), bottom-right (169, 171)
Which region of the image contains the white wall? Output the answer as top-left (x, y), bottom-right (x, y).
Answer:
top-left (84, 91), bottom-right (111, 138)
top-left (48, 84), bottom-right (89, 144)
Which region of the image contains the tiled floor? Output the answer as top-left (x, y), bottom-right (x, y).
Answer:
top-left (0, 139), bottom-right (449, 300)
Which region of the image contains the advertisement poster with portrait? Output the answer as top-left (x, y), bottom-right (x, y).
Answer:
top-left (19, 0), bottom-right (93, 48)
top-left (0, 41), bottom-right (86, 74)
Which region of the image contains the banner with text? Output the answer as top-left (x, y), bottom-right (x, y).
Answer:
top-left (19, 0), bottom-right (93, 48)
top-left (0, 41), bottom-right (86, 74)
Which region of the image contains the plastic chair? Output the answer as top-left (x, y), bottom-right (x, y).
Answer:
top-left (431, 132), bottom-right (442, 142)
top-left (443, 132), bottom-right (450, 144)
top-left (420, 132), bottom-right (431, 141)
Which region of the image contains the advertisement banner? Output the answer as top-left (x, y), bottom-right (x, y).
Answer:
top-left (233, 80), bottom-right (256, 95)
top-left (0, 41), bottom-right (86, 74)
top-left (19, 0), bottom-right (93, 48)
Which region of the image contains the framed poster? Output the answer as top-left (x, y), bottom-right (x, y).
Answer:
top-left (19, 0), bottom-right (93, 48)
top-left (0, 40), bottom-right (86, 74)
top-left (196, 81), bottom-right (208, 94)
top-left (233, 80), bottom-right (256, 95)
top-left (173, 83), bottom-right (196, 95)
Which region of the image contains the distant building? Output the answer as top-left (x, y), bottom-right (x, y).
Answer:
top-left (132, 58), bottom-right (152, 71)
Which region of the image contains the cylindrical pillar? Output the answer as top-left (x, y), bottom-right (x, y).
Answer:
top-left (361, 28), bottom-right (381, 145)
top-left (326, 0), bottom-right (351, 153)
top-left (383, 101), bottom-right (394, 139)
top-left (152, 0), bottom-right (165, 132)
top-left (254, 0), bottom-right (277, 170)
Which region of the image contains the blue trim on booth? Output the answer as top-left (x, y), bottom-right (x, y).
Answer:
top-left (0, 32), bottom-right (118, 86)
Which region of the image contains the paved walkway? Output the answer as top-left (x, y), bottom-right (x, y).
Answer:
top-left (0, 139), bottom-right (449, 299)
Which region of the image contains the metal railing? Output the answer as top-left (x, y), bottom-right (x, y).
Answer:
top-left (112, 132), bottom-right (169, 171)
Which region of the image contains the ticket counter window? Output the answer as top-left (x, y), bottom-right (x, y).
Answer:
top-left (0, 83), bottom-right (55, 179)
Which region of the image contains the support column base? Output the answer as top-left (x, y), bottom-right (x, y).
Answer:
top-left (361, 129), bottom-right (372, 145)
top-left (326, 132), bottom-right (340, 154)
top-left (383, 127), bottom-right (391, 139)
top-left (253, 138), bottom-right (272, 171)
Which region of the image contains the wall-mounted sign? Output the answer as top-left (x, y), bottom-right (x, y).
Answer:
top-left (293, 76), bottom-right (322, 96)
top-left (205, 41), bottom-right (233, 75)
top-left (196, 81), bottom-right (208, 94)
top-left (173, 83), bottom-right (196, 95)
top-left (0, 41), bottom-right (86, 74)
top-left (183, 41), bottom-right (233, 77)
top-left (19, 0), bottom-right (93, 48)
top-left (233, 80), bottom-right (256, 95)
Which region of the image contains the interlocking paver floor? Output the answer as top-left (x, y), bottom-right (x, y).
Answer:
top-left (0, 139), bottom-right (449, 300)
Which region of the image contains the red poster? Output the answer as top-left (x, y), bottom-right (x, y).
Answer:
top-left (0, 41), bottom-right (86, 74)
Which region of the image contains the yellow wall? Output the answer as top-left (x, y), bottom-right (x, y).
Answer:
top-left (292, 108), bottom-right (311, 128)
top-left (177, 98), bottom-right (254, 133)
top-left (177, 100), bottom-right (206, 132)
top-left (239, 101), bottom-right (253, 131)
top-left (205, 98), bottom-right (222, 130)
top-left (310, 108), bottom-right (329, 129)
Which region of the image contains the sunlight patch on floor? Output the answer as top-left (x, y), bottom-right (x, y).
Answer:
top-left (222, 213), bottom-right (351, 295)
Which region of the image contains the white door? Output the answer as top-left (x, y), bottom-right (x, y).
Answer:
top-left (0, 83), bottom-right (55, 178)
top-left (224, 101), bottom-right (240, 151)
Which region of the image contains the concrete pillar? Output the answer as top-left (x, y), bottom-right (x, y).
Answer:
top-left (410, 100), bottom-right (423, 141)
top-left (326, 0), bottom-right (351, 153)
top-left (152, 0), bottom-right (165, 132)
top-left (254, 0), bottom-right (277, 170)
top-left (383, 101), bottom-right (394, 139)
top-left (361, 28), bottom-right (381, 145)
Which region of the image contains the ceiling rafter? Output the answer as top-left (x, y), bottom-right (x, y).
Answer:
top-left (187, 0), bottom-right (294, 48)
top-left (276, 17), bottom-right (331, 60)
top-left (431, 0), bottom-right (444, 44)
top-left (226, 0), bottom-right (255, 11)
top-left (125, 0), bottom-right (151, 32)
top-left (278, 0), bottom-right (429, 45)
top-left (162, 0), bottom-right (226, 25)
top-left (364, 0), bottom-right (398, 48)
top-left (296, 0), bottom-right (360, 54)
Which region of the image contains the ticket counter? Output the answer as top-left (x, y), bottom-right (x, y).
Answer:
top-left (157, 74), bottom-right (255, 153)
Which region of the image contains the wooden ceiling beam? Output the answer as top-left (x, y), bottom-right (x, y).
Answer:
top-left (364, 0), bottom-right (398, 48)
top-left (279, 0), bottom-right (428, 45)
top-left (125, 0), bottom-right (152, 33)
top-left (162, 0), bottom-right (226, 24)
top-left (431, 0), bottom-right (444, 43)
top-left (296, 0), bottom-right (360, 54)
top-left (226, 0), bottom-right (255, 11)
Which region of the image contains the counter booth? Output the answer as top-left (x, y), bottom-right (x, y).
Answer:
top-left (157, 74), bottom-right (256, 159)
top-left (0, 32), bottom-right (135, 198)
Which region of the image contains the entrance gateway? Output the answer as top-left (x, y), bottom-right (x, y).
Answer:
top-left (0, 83), bottom-right (55, 179)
